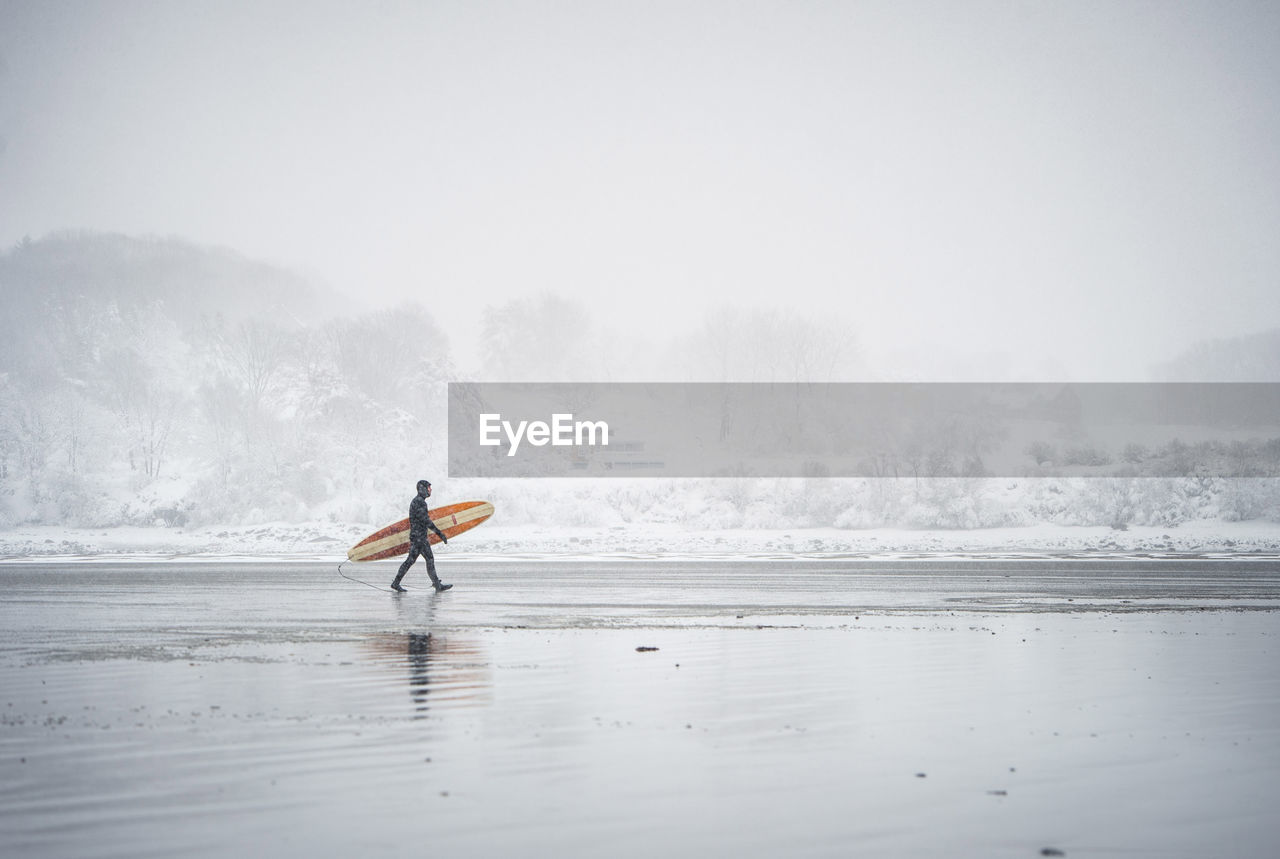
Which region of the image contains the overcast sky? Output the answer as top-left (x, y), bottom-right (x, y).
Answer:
top-left (2, 0), bottom-right (1278, 378)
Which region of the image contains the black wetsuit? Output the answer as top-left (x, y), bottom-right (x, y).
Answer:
top-left (394, 494), bottom-right (447, 587)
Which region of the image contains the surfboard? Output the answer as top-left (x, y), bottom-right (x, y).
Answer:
top-left (347, 500), bottom-right (495, 562)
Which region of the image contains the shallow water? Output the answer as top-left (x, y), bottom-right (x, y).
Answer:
top-left (1, 559), bottom-right (1278, 857)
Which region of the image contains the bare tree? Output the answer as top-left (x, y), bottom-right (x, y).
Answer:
top-left (328, 304), bottom-right (448, 401)
top-left (480, 293), bottom-right (591, 382)
top-left (100, 347), bottom-right (181, 479)
top-left (681, 306), bottom-right (860, 383)
top-left (52, 388), bottom-right (92, 480)
top-left (215, 321), bottom-right (288, 409)
top-left (1, 389), bottom-right (54, 502)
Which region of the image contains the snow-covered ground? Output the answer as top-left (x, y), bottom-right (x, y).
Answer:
top-left (3, 519), bottom-right (1280, 560)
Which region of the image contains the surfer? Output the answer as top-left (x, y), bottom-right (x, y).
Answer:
top-left (392, 479), bottom-right (452, 592)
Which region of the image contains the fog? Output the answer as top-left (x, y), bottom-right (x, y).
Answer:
top-left (3, 2), bottom-right (1280, 531)
top-left (3, 0), bottom-right (1279, 378)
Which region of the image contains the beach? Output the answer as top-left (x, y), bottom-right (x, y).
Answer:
top-left (1, 559), bottom-right (1278, 858)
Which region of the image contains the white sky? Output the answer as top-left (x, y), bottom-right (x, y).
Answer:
top-left (2, 0), bottom-right (1278, 378)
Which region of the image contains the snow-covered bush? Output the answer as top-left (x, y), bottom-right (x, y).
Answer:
top-left (899, 479), bottom-right (991, 529)
top-left (1218, 479), bottom-right (1280, 522)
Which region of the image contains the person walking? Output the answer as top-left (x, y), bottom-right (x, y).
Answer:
top-left (391, 479), bottom-right (452, 592)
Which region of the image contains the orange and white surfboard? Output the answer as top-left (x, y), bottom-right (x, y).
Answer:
top-left (347, 500), bottom-right (495, 562)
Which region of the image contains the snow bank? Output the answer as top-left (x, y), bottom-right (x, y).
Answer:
top-left (3, 519), bottom-right (1279, 561)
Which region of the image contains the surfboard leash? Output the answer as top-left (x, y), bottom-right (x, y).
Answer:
top-left (337, 561), bottom-right (392, 593)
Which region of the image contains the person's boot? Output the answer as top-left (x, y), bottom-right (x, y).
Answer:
top-left (426, 557), bottom-right (450, 592)
top-left (391, 572), bottom-right (407, 592)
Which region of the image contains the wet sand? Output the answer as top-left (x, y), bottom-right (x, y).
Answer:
top-left (1, 559), bottom-right (1278, 858)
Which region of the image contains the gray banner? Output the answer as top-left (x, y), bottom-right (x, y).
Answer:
top-left (447, 383), bottom-right (1280, 478)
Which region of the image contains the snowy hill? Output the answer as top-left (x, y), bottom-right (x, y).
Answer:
top-left (1, 232), bottom-right (1277, 544)
top-left (0, 232), bottom-right (451, 528)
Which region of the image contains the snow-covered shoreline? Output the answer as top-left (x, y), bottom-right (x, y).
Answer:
top-left (4, 519), bottom-right (1280, 561)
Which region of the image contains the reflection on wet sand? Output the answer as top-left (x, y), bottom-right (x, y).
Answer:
top-left (2, 561), bottom-right (1278, 859)
top-left (364, 633), bottom-right (491, 717)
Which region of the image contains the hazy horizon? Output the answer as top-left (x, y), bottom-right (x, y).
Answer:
top-left (3, 0), bottom-right (1278, 379)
